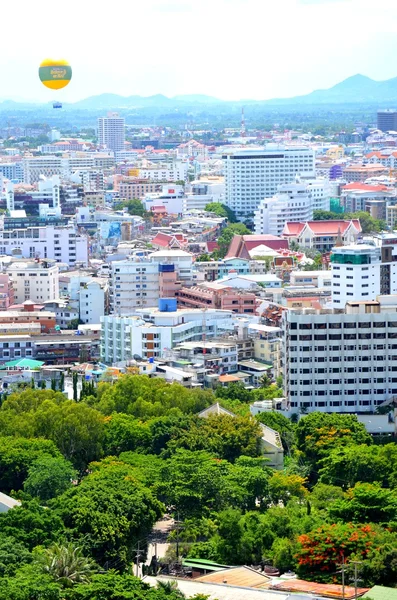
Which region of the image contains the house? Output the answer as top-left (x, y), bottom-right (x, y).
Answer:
top-left (151, 232), bottom-right (188, 250)
top-left (225, 234), bottom-right (289, 260)
top-left (0, 492), bottom-right (21, 513)
top-left (282, 220), bottom-right (362, 252)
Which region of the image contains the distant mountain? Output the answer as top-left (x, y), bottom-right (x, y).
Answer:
top-left (72, 93), bottom-right (220, 110)
top-left (3, 75), bottom-right (397, 111)
top-left (262, 74), bottom-right (397, 105)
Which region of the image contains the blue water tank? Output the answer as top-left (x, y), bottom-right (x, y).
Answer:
top-left (149, 357), bottom-right (154, 363)
top-left (158, 298), bottom-right (177, 312)
top-left (159, 263), bottom-right (175, 273)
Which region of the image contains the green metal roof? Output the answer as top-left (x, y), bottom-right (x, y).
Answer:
top-left (363, 586), bottom-right (397, 600)
top-left (182, 558), bottom-right (230, 571)
top-left (0, 358), bottom-right (45, 370)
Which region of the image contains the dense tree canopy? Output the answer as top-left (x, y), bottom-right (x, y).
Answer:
top-left (0, 378), bottom-right (396, 592)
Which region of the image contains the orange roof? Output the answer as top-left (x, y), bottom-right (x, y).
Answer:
top-left (271, 579), bottom-right (369, 600)
top-left (197, 566), bottom-right (270, 588)
top-left (218, 374), bottom-right (240, 383)
top-left (283, 220), bottom-right (361, 237)
top-left (342, 183), bottom-right (389, 192)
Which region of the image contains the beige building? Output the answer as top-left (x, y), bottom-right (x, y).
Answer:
top-left (7, 259), bottom-right (59, 304)
top-left (119, 180), bottom-right (161, 200)
top-left (250, 324), bottom-right (281, 378)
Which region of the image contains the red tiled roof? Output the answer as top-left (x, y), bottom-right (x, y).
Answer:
top-left (225, 235), bottom-right (288, 259)
top-left (366, 151), bottom-right (383, 158)
top-left (206, 241), bottom-right (219, 253)
top-left (342, 183), bottom-right (389, 192)
top-left (151, 232), bottom-right (173, 247)
top-left (283, 220), bottom-right (362, 237)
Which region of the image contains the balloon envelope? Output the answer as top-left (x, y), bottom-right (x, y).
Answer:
top-left (39, 59), bottom-right (72, 90)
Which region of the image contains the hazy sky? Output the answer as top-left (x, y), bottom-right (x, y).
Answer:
top-left (4, 0), bottom-right (397, 102)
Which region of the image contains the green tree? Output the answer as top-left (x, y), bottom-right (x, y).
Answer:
top-left (295, 412), bottom-right (371, 476)
top-left (168, 414), bottom-right (263, 462)
top-left (268, 472), bottom-right (308, 506)
top-left (0, 501), bottom-right (66, 551)
top-left (0, 564), bottom-right (61, 600)
top-left (0, 535), bottom-right (31, 577)
top-left (329, 483), bottom-right (397, 524)
top-left (217, 223), bottom-right (250, 258)
top-left (24, 455), bottom-right (77, 502)
top-left (72, 373), bottom-right (78, 401)
top-left (55, 462), bottom-right (163, 566)
top-left (157, 450), bottom-right (233, 518)
top-left (204, 202), bottom-right (237, 222)
top-left (0, 436), bottom-right (61, 493)
top-left (103, 413), bottom-right (151, 455)
top-left (62, 572), bottom-right (190, 600)
top-left (215, 382), bottom-right (252, 403)
top-left (95, 375), bottom-right (212, 418)
top-left (271, 537), bottom-right (297, 573)
top-left (115, 199), bottom-right (148, 218)
top-left (40, 543), bottom-right (97, 588)
top-left (33, 400), bottom-right (105, 470)
top-left (309, 483), bottom-right (345, 510)
top-left (319, 443), bottom-right (397, 489)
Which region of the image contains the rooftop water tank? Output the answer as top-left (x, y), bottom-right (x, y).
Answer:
top-left (158, 298), bottom-right (177, 312)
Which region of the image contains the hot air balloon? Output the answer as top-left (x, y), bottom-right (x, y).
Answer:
top-left (39, 59), bottom-right (72, 108)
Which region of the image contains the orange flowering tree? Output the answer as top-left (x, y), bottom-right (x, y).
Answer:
top-left (296, 522), bottom-right (376, 582)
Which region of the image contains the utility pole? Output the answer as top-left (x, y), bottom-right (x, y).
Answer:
top-left (350, 560), bottom-right (362, 600)
top-left (176, 511), bottom-right (180, 562)
top-left (134, 540), bottom-right (141, 578)
top-left (337, 555), bottom-right (345, 600)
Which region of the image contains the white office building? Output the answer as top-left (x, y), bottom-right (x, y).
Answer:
top-left (101, 307), bottom-right (235, 363)
top-left (143, 185), bottom-right (184, 214)
top-left (7, 259), bottom-right (59, 304)
top-left (282, 297), bottom-right (397, 414)
top-left (0, 225), bottom-right (88, 266)
top-left (223, 146), bottom-right (315, 218)
top-left (254, 180), bottom-right (313, 236)
top-left (331, 244), bottom-right (381, 307)
top-left (300, 174), bottom-right (331, 211)
top-left (97, 113), bottom-right (125, 153)
top-left (182, 178), bottom-right (225, 213)
top-left (138, 161), bottom-right (189, 182)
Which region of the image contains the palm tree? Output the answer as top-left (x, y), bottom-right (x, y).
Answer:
top-left (156, 580), bottom-right (186, 598)
top-left (40, 543), bottom-right (96, 587)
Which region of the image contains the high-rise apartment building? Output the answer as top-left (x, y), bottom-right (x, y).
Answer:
top-left (223, 147), bottom-right (315, 218)
top-left (377, 109), bottom-right (397, 132)
top-left (97, 112), bottom-right (125, 153)
top-left (282, 298), bottom-right (397, 414)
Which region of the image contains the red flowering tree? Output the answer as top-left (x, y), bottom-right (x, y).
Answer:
top-left (296, 523), bottom-right (376, 582)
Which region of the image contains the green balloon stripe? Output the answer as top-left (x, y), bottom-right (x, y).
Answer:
top-left (39, 66), bottom-right (72, 82)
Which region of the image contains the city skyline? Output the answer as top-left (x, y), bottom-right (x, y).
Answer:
top-left (4, 0), bottom-right (397, 103)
